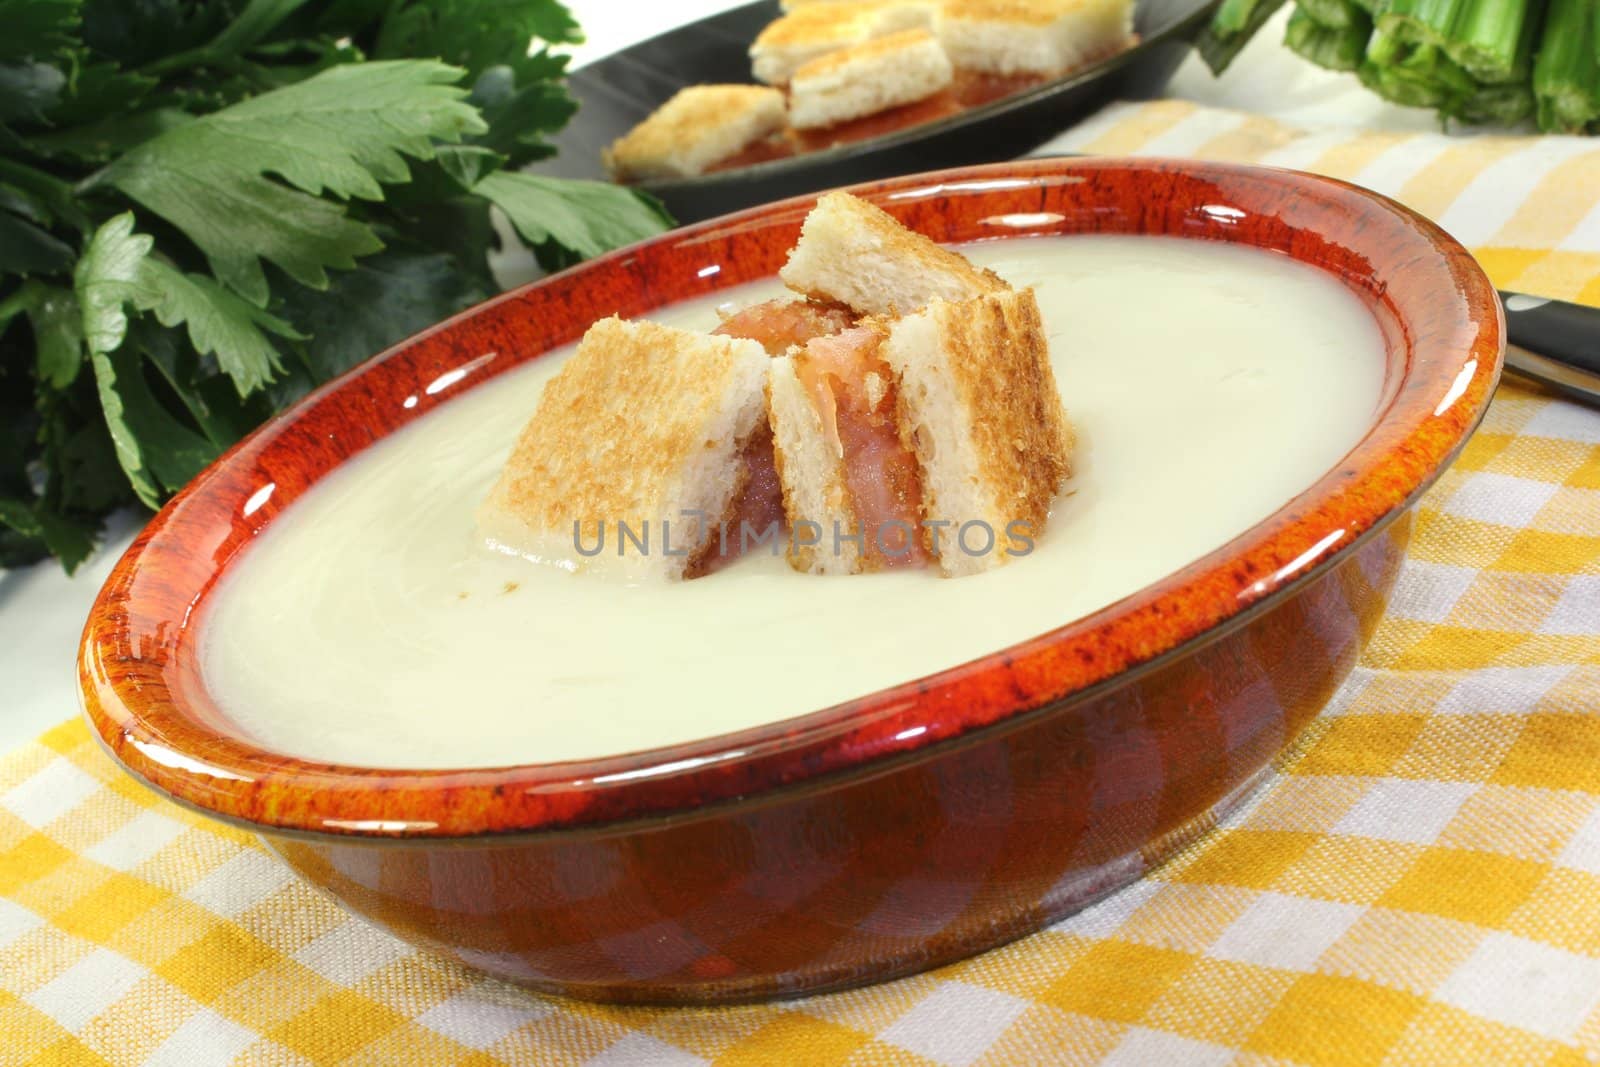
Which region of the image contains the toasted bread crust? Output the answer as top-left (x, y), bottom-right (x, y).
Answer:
top-left (478, 317), bottom-right (769, 579)
top-left (792, 25), bottom-right (940, 76)
top-left (943, 289), bottom-right (1072, 518)
top-left (603, 85), bottom-right (786, 180)
top-left (751, 2), bottom-right (875, 84)
top-left (937, 0), bottom-right (1134, 74)
top-left (780, 191), bottom-right (1008, 315)
top-left (941, 0), bottom-right (1094, 24)
top-left (883, 288), bottom-right (1071, 576)
top-left (751, 1), bottom-right (935, 84)
top-left (755, 1), bottom-right (879, 47)
top-left (789, 29), bottom-right (954, 130)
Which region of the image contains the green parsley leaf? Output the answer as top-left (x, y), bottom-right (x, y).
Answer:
top-left (39, 62), bottom-right (159, 129)
top-left (278, 248), bottom-right (488, 393)
top-left (74, 213), bottom-right (166, 507)
top-left (0, 340), bottom-right (37, 496)
top-left (4, 0), bottom-right (677, 572)
top-left (204, 0), bottom-right (318, 58)
top-left (27, 106), bottom-right (188, 164)
top-left (389, 145), bottom-right (507, 206)
top-left (0, 0), bottom-right (79, 63)
top-left (382, 196), bottom-right (500, 296)
top-left (99, 60), bottom-right (486, 303)
top-left (0, 158), bottom-right (88, 230)
top-left (0, 60), bottom-right (66, 124)
top-left (0, 496), bottom-right (95, 572)
top-left (0, 210), bottom-right (74, 274)
top-left (0, 282), bottom-right (83, 386)
top-left (136, 260), bottom-right (299, 396)
top-left (75, 212), bottom-right (152, 359)
top-left (475, 171), bottom-right (671, 270)
top-left (0, 182), bottom-right (46, 224)
top-left (78, 0), bottom-right (242, 68)
top-left (470, 64), bottom-right (576, 166)
top-left (373, 0), bottom-right (582, 80)
top-left (76, 213), bottom-right (298, 396)
top-left (436, 145), bottom-right (507, 191)
top-left (38, 380), bottom-right (126, 517)
top-left (32, 289), bottom-right (83, 388)
top-left (75, 213), bottom-right (286, 503)
top-left (137, 318), bottom-right (276, 445)
top-left (90, 343), bottom-right (219, 507)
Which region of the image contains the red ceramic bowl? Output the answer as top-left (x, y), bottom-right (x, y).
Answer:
top-left (80, 158), bottom-right (1502, 1004)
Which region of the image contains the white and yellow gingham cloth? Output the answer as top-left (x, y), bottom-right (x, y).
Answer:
top-left (5, 103), bottom-right (1600, 1065)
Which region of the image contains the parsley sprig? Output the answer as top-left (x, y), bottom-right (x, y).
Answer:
top-left (0, 0), bottom-right (671, 571)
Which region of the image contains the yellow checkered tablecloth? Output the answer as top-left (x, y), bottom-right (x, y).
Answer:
top-left (4, 102), bottom-right (1600, 1065)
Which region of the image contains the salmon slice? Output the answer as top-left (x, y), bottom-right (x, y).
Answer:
top-left (714, 298), bottom-right (855, 355)
top-left (691, 298), bottom-right (853, 574)
top-left (794, 326), bottom-right (929, 569)
top-left (692, 424), bottom-right (786, 575)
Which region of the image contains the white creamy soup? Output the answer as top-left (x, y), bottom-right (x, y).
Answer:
top-left (202, 236), bottom-right (1386, 769)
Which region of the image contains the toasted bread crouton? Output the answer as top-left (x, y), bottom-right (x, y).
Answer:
top-left (789, 29), bottom-right (954, 130)
top-left (478, 318), bottom-right (770, 580)
top-left (780, 191), bottom-right (1008, 315)
top-left (603, 85), bottom-right (786, 181)
top-left (880, 287), bottom-right (1072, 576)
top-left (751, 1), bottom-right (935, 85)
top-left (936, 0), bottom-right (1135, 76)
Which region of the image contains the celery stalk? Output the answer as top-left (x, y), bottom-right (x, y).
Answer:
top-left (1201, 0), bottom-right (1569, 132)
top-left (1377, 0), bottom-right (1460, 48)
top-left (1359, 59), bottom-right (1452, 107)
top-left (1287, 5), bottom-right (1375, 69)
top-left (1534, 0), bottom-right (1600, 131)
top-left (1361, 29), bottom-right (1478, 107)
top-left (1296, 0), bottom-right (1367, 29)
top-left (1198, 0), bottom-right (1293, 73)
top-left (1446, 0), bottom-right (1544, 84)
top-left (1379, 0), bottom-right (1545, 84)
top-left (1450, 80), bottom-right (1538, 122)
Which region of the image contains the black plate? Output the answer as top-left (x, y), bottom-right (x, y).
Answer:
top-left (533, 0), bottom-right (1221, 222)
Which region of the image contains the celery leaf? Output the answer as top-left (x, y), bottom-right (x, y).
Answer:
top-left (475, 171), bottom-right (670, 270)
top-left (101, 60), bottom-right (486, 304)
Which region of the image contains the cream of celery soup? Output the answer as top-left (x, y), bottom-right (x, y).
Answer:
top-left (201, 236), bottom-right (1386, 768)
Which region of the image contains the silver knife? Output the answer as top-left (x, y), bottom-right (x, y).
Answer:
top-left (1500, 292), bottom-right (1600, 405)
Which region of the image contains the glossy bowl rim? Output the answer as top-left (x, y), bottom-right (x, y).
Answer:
top-left (79, 157), bottom-right (1505, 840)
